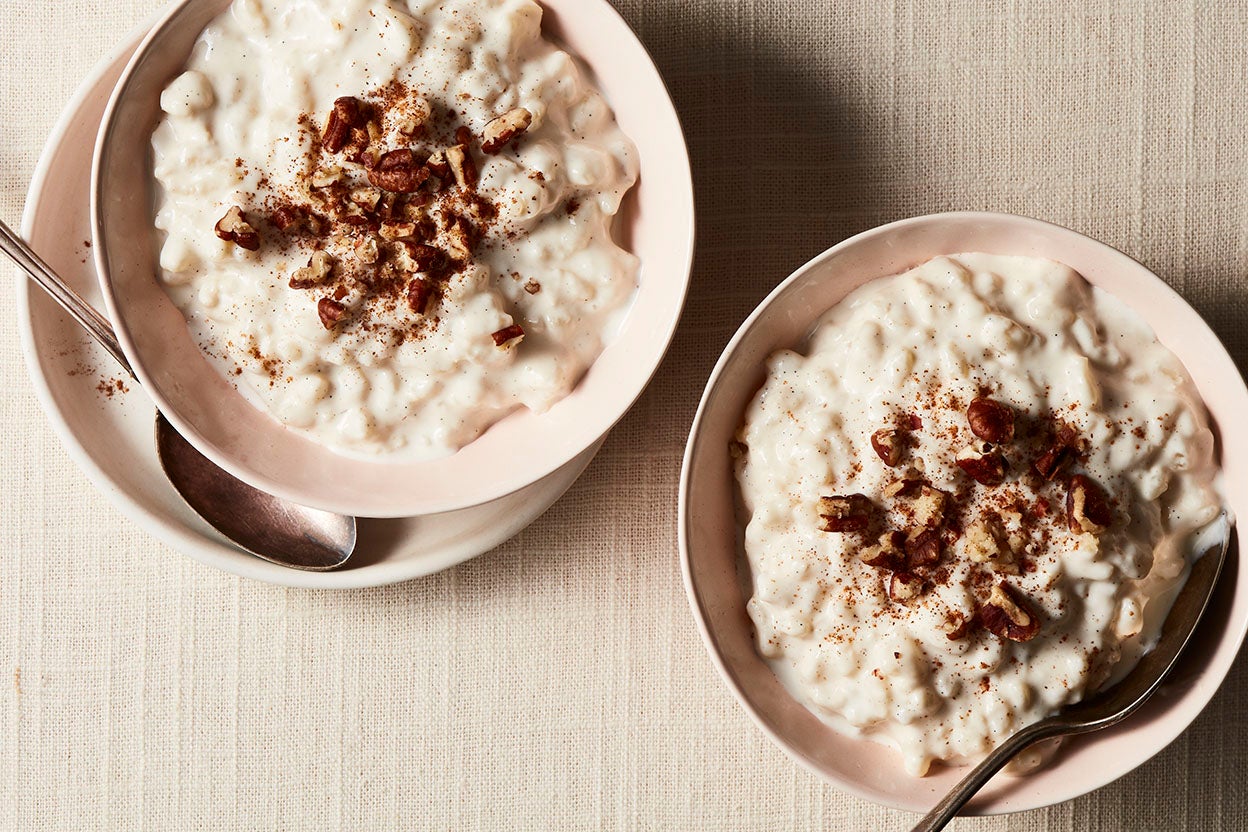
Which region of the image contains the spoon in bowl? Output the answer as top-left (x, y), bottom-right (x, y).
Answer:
top-left (912, 523), bottom-right (1231, 831)
top-left (1, 218), bottom-right (356, 571)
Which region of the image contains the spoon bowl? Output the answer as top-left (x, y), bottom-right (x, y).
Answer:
top-left (1, 218), bottom-right (357, 571)
top-left (154, 413), bottom-right (354, 570)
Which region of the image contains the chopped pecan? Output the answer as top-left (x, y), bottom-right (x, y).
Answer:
top-left (379, 221), bottom-right (417, 241)
top-left (446, 144), bottom-right (477, 189)
top-left (1034, 422), bottom-right (1079, 480)
top-left (353, 237), bottom-right (379, 265)
top-left (317, 297), bottom-right (347, 329)
top-left (288, 251), bottom-right (334, 289)
top-left (859, 530), bottom-right (906, 571)
top-left (455, 125), bottom-right (474, 146)
top-left (523, 279), bottom-right (541, 295)
top-left (956, 444), bottom-right (1007, 486)
top-left (883, 473), bottom-right (924, 499)
top-left (367, 149), bottom-right (430, 193)
top-left (911, 484), bottom-right (948, 528)
top-left (871, 428), bottom-right (903, 467)
top-left (1066, 474), bottom-right (1113, 534)
top-left (491, 323), bottom-right (525, 347)
top-left (394, 241), bottom-right (446, 273)
top-left (406, 278), bottom-right (433, 314)
top-left (963, 514), bottom-right (1018, 573)
top-left (481, 107), bottom-right (533, 154)
top-left (979, 583), bottom-right (1041, 642)
top-left (818, 494), bottom-right (876, 533)
top-left (344, 126), bottom-right (375, 165)
top-left (213, 206), bottom-right (260, 251)
top-left (444, 218), bottom-right (473, 261)
top-left (967, 396), bottom-right (1015, 444)
top-left (310, 166), bottom-right (345, 188)
top-left (269, 204), bottom-right (305, 232)
top-left (889, 572), bottom-right (926, 603)
top-left (322, 96), bottom-right (365, 153)
top-left (939, 612), bottom-right (971, 640)
top-left (350, 187), bottom-right (381, 211)
top-left (425, 149), bottom-right (450, 180)
top-left (904, 527), bottom-right (943, 567)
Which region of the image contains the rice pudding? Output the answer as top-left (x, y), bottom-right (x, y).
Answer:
top-left (734, 253), bottom-right (1223, 776)
top-left (152, 0), bottom-right (639, 458)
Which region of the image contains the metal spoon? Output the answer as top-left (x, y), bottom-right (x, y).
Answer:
top-left (912, 525), bottom-right (1231, 831)
top-left (2, 218), bottom-right (356, 571)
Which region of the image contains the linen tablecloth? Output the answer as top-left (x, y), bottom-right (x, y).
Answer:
top-left (2, 1), bottom-right (1246, 829)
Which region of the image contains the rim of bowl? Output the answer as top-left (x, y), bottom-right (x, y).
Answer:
top-left (17, 32), bottom-right (611, 588)
top-left (90, 0), bottom-right (696, 518)
top-left (679, 210), bottom-right (1248, 814)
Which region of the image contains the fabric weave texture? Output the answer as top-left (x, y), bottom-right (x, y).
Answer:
top-left (1, 1), bottom-right (1246, 829)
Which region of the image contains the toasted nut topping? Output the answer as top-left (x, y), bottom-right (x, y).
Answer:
top-left (288, 250), bottom-right (334, 289)
top-left (955, 444), bottom-right (1008, 486)
top-left (446, 143), bottom-right (478, 189)
top-left (523, 279), bottom-right (542, 295)
top-left (393, 241), bottom-right (446, 274)
top-left (904, 527), bottom-right (942, 567)
top-left (964, 514), bottom-right (1018, 573)
top-left (269, 204), bottom-right (305, 232)
top-left (911, 484), bottom-right (948, 528)
top-left (859, 530), bottom-right (906, 571)
top-left (322, 97), bottom-right (365, 153)
top-left (1034, 421), bottom-right (1079, 480)
top-left (366, 119), bottom-right (384, 147)
top-left (939, 612), bottom-right (971, 640)
top-left (818, 494), bottom-right (876, 533)
top-left (491, 323), bottom-right (525, 347)
top-left (310, 166), bottom-right (345, 188)
top-left (317, 297), bottom-right (347, 329)
top-left (353, 236), bottom-right (379, 265)
top-left (455, 125), bottom-right (474, 146)
top-left (350, 187), bottom-right (381, 211)
top-left (213, 206), bottom-right (260, 251)
top-left (883, 473), bottom-right (924, 499)
top-left (378, 221), bottom-right (417, 241)
top-left (967, 396), bottom-right (1015, 444)
top-left (979, 583), bottom-right (1041, 642)
top-left (444, 218), bottom-right (473, 261)
top-left (344, 126), bottom-right (374, 165)
top-left (482, 107), bottom-right (533, 154)
top-left (425, 149), bottom-right (450, 180)
top-left (366, 149), bottom-right (430, 193)
top-left (871, 428), bottom-right (903, 467)
top-left (889, 572), bottom-right (926, 603)
top-left (1067, 474), bottom-right (1113, 534)
top-left (406, 278), bottom-right (433, 315)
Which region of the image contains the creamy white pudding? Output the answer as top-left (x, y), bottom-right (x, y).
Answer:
top-left (734, 253), bottom-right (1223, 776)
top-left (152, 0), bottom-right (639, 458)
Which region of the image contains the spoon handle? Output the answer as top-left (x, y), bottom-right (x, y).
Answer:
top-left (910, 719), bottom-right (1065, 832)
top-left (0, 218), bottom-right (133, 377)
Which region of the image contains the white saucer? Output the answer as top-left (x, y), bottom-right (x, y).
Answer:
top-left (16, 36), bottom-right (603, 588)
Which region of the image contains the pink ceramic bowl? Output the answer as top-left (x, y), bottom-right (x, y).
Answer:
top-left (91, 0), bottom-right (693, 518)
top-left (679, 212), bottom-right (1248, 814)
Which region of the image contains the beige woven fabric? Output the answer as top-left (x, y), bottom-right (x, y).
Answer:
top-left (2, 0), bottom-right (1247, 829)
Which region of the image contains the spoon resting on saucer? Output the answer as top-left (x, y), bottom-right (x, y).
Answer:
top-left (1, 218), bottom-right (355, 571)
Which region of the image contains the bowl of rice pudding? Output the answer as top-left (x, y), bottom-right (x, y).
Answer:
top-left (91, 0), bottom-right (693, 517)
top-left (679, 212), bottom-right (1248, 813)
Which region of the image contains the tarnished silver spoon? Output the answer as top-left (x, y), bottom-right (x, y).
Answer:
top-left (912, 524), bottom-right (1231, 831)
top-left (2, 218), bottom-right (355, 571)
